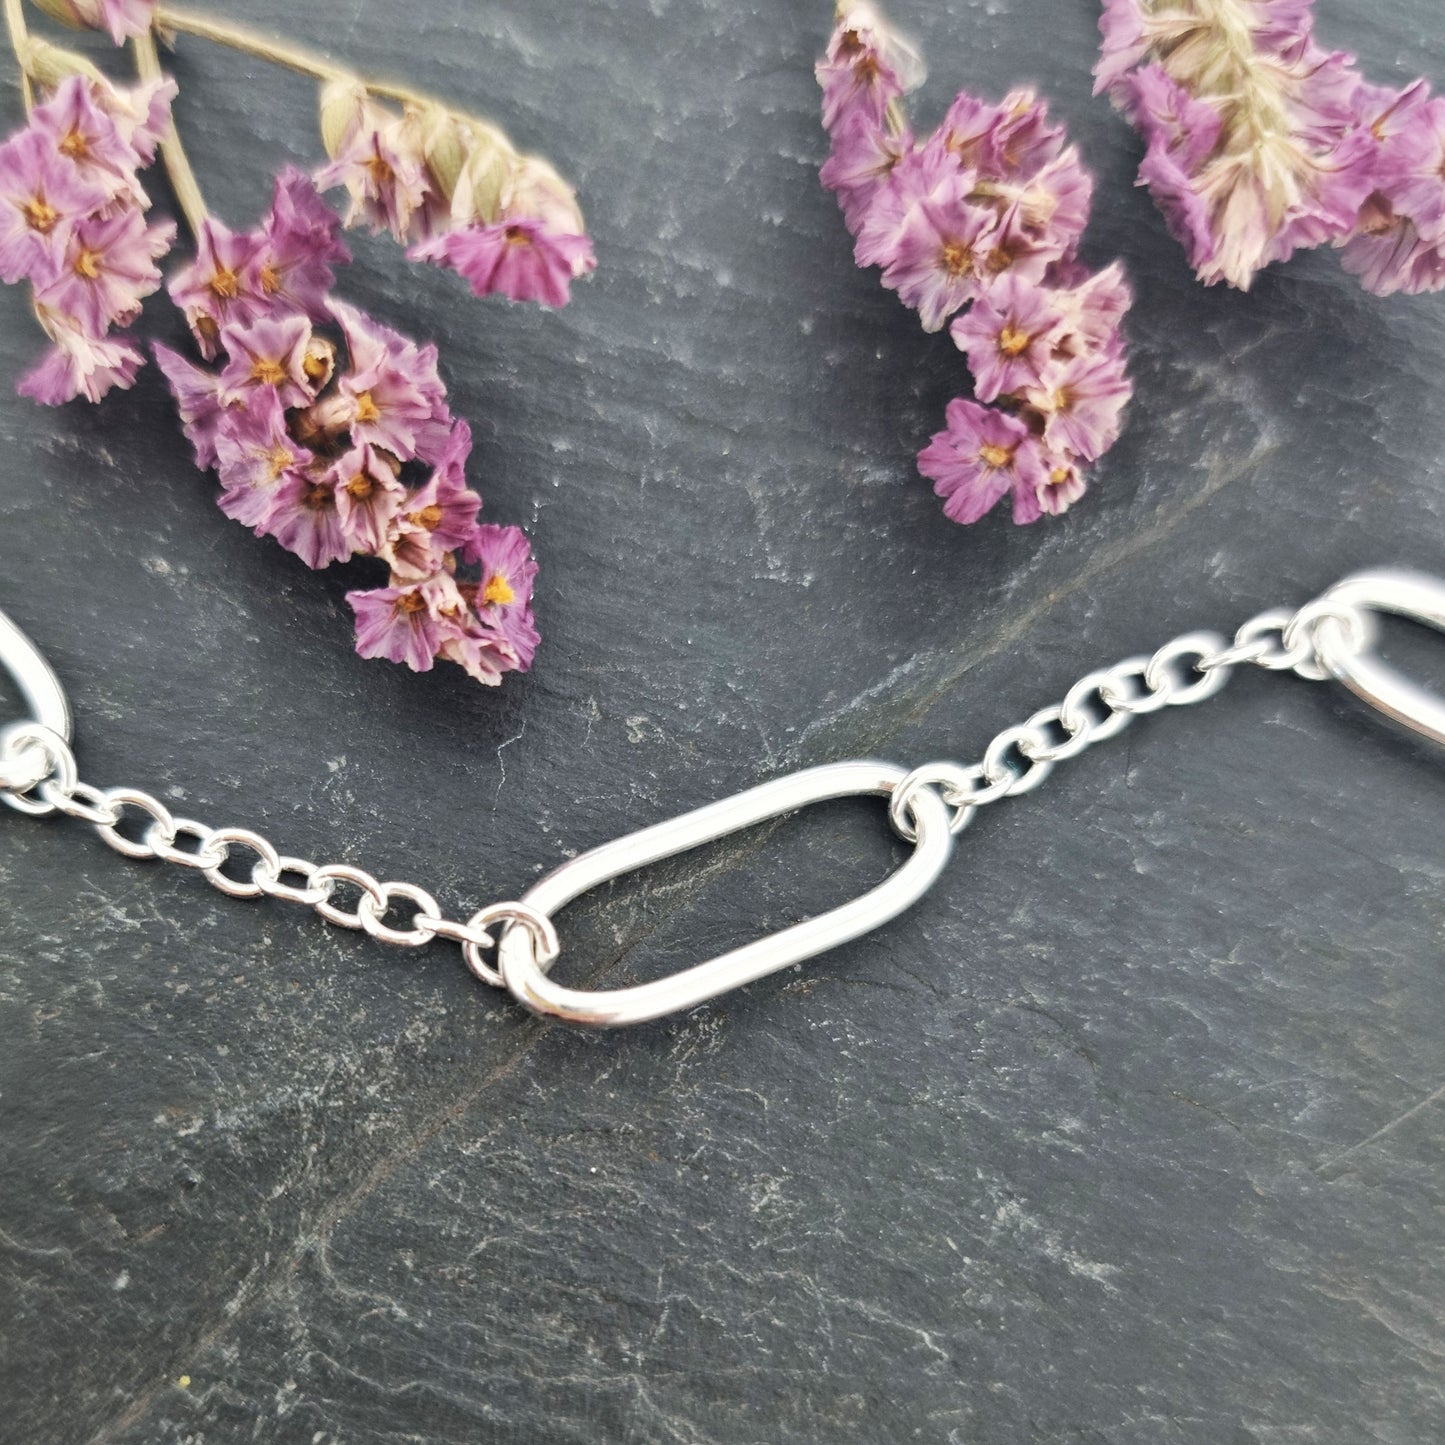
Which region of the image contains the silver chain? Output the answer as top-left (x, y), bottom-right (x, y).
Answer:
top-left (885, 595), bottom-right (1371, 842)
top-left (0, 722), bottom-right (559, 988)
top-left (0, 587), bottom-right (1381, 1006)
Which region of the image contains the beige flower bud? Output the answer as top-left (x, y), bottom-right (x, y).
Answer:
top-left (29, 0), bottom-right (106, 31)
top-left (411, 103), bottom-right (468, 202)
top-left (450, 121), bottom-right (517, 227)
top-left (501, 155), bottom-right (585, 234)
top-left (317, 76), bottom-right (371, 159)
top-left (21, 37), bottom-right (107, 89)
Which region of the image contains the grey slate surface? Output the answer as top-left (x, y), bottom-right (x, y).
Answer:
top-left (2, 1), bottom-right (1445, 1441)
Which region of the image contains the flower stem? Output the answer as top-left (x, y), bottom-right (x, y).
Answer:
top-left (153, 4), bottom-right (445, 111)
top-left (132, 28), bottom-right (209, 239)
top-left (4, 0), bottom-right (35, 112)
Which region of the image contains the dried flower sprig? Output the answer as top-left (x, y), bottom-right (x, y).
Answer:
top-left (818, 2), bottom-right (1133, 526)
top-left (1096, 0), bottom-right (1445, 295)
top-left (0, 1), bottom-right (579, 685)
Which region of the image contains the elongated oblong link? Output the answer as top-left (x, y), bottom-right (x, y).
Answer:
top-left (498, 761), bottom-right (954, 1027)
top-left (1313, 569), bottom-right (1445, 747)
top-left (0, 610), bottom-right (71, 793)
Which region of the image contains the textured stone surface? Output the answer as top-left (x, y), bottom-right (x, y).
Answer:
top-left (2, 2), bottom-right (1445, 1441)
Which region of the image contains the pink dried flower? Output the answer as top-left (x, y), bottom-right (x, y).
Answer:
top-left (324, 445), bottom-right (402, 555)
top-left (153, 341), bottom-right (230, 468)
top-left (217, 314), bottom-right (316, 410)
top-left (315, 98), bottom-right (433, 241)
top-left (31, 0), bottom-right (156, 45)
top-left (917, 399), bottom-right (1050, 527)
top-left (1338, 84), bottom-right (1445, 295)
top-left (0, 128), bottom-right (108, 285)
top-left (212, 391), bottom-right (312, 527)
top-left (35, 206), bottom-right (173, 335)
top-left (411, 218), bottom-right (595, 307)
top-left (1095, 0), bottom-right (1378, 289)
top-left (258, 469), bottom-right (351, 570)
top-left (947, 271), bottom-right (1066, 402)
top-left (347, 579), bottom-right (450, 673)
top-left (17, 305), bottom-right (143, 405)
top-left (815, 2), bottom-right (925, 133)
top-left (245, 167), bottom-right (351, 320)
top-left (462, 523), bottom-right (540, 670)
top-left (818, 2), bottom-right (1132, 524)
top-left (154, 175), bottom-right (539, 685)
top-left (167, 218), bottom-right (266, 358)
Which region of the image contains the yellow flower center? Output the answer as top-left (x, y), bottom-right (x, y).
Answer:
top-left (481, 574), bottom-right (515, 606)
top-left (59, 128), bottom-right (88, 160)
top-left (251, 358), bottom-right (287, 386)
top-left (1048, 465), bottom-right (1072, 486)
top-left (412, 503), bottom-right (443, 531)
top-left (504, 224), bottom-right (533, 246)
top-left (259, 261), bottom-right (281, 295)
top-left (941, 242), bottom-right (974, 278)
top-left (366, 154), bottom-right (395, 188)
top-left (24, 197), bottom-right (58, 234)
top-left (997, 325), bottom-right (1030, 356)
top-left (353, 391), bottom-right (381, 424)
top-left (302, 351), bottom-right (329, 383)
top-left (209, 266), bottom-right (239, 300)
top-left (265, 445), bottom-right (294, 480)
top-left (346, 473), bottom-right (374, 500)
top-left (396, 589), bottom-right (428, 616)
top-left (978, 442), bottom-right (1013, 469)
top-left (73, 247), bottom-right (102, 280)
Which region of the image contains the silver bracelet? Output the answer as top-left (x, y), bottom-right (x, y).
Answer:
top-left (2, 568), bottom-right (1441, 1028)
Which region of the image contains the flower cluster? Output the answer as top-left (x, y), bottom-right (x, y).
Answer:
top-left (155, 172), bottom-right (539, 684)
top-left (1, 73), bottom-right (175, 403)
top-left (315, 82), bottom-right (596, 308)
top-left (1097, 0), bottom-right (1445, 295)
top-left (818, 2), bottom-right (1133, 525)
top-left (29, 0), bottom-right (157, 46)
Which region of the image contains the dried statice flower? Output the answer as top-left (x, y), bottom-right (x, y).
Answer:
top-left (0, 73), bottom-right (175, 404)
top-left (818, 2), bottom-right (1133, 525)
top-left (1095, 0), bottom-right (1380, 290)
top-left (1338, 82), bottom-right (1445, 295)
top-left (315, 83), bottom-right (596, 307)
top-left (29, 0), bottom-right (157, 46)
top-left (155, 175), bottom-right (540, 685)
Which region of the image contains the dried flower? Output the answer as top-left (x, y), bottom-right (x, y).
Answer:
top-left (1095, 0), bottom-right (1382, 289)
top-left (1338, 82), bottom-right (1445, 295)
top-left (154, 175), bottom-right (540, 684)
top-left (0, 73), bottom-right (175, 404)
top-left (29, 0), bottom-right (157, 46)
top-left (818, 2), bottom-right (1132, 524)
top-left (917, 399), bottom-right (1049, 526)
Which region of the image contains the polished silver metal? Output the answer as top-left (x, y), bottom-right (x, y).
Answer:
top-left (0, 570), bottom-right (1439, 1027)
top-left (0, 609), bottom-right (71, 794)
top-left (496, 761), bottom-right (955, 1027)
top-left (1312, 568), bottom-right (1445, 747)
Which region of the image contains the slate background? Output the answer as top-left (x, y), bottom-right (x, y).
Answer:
top-left (2, 1), bottom-right (1444, 1441)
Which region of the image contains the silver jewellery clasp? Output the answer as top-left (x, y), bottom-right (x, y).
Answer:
top-left (1311, 568), bottom-right (1445, 748)
top-left (0, 610), bottom-right (72, 795)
